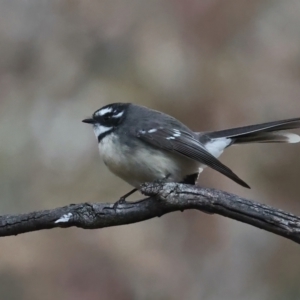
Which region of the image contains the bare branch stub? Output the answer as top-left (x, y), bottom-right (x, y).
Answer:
top-left (0, 182), bottom-right (299, 244)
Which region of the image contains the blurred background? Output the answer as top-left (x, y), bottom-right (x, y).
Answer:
top-left (0, 0), bottom-right (300, 299)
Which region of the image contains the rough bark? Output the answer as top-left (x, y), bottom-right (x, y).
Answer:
top-left (0, 182), bottom-right (299, 244)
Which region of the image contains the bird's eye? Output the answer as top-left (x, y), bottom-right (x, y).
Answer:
top-left (103, 114), bottom-right (111, 121)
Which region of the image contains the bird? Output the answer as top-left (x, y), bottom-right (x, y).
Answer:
top-left (82, 103), bottom-right (300, 203)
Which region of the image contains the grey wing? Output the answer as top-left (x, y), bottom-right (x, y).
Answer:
top-left (136, 127), bottom-right (250, 188)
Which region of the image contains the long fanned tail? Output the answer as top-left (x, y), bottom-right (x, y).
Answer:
top-left (205, 118), bottom-right (300, 145)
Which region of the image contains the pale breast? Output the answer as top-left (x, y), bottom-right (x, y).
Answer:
top-left (99, 134), bottom-right (131, 178)
top-left (98, 134), bottom-right (200, 188)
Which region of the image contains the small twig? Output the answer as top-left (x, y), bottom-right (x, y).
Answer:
top-left (0, 182), bottom-right (299, 244)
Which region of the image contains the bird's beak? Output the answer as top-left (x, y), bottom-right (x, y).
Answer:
top-left (82, 118), bottom-right (95, 124)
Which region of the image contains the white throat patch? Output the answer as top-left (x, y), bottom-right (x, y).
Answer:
top-left (93, 124), bottom-right (113, 140)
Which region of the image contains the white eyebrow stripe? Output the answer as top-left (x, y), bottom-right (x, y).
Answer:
top-left (148, 129), bottom-right (157, 133)
top-left (112, 111), bottom-right (124, 118)
top-left (97, 107), bottom-right (113, 116)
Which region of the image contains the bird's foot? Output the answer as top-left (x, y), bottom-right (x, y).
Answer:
top-left (113, 188), bottom-right (138, 209)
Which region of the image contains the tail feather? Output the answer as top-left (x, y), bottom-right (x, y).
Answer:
top-left (204, 118), bottom-right (300, 145)
top-left (232, 132), bottom-right (300, 144)
top-left (197, 117), bottom-right (300, 189)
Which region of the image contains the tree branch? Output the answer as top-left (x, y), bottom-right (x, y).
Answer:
top-left (0, 182), bottom-right (300, 244)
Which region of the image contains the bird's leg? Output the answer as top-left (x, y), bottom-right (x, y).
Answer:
top-left (113, 175), bottom-right (172, 209)
top-left (113, 188), bottom-right (138, 209)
